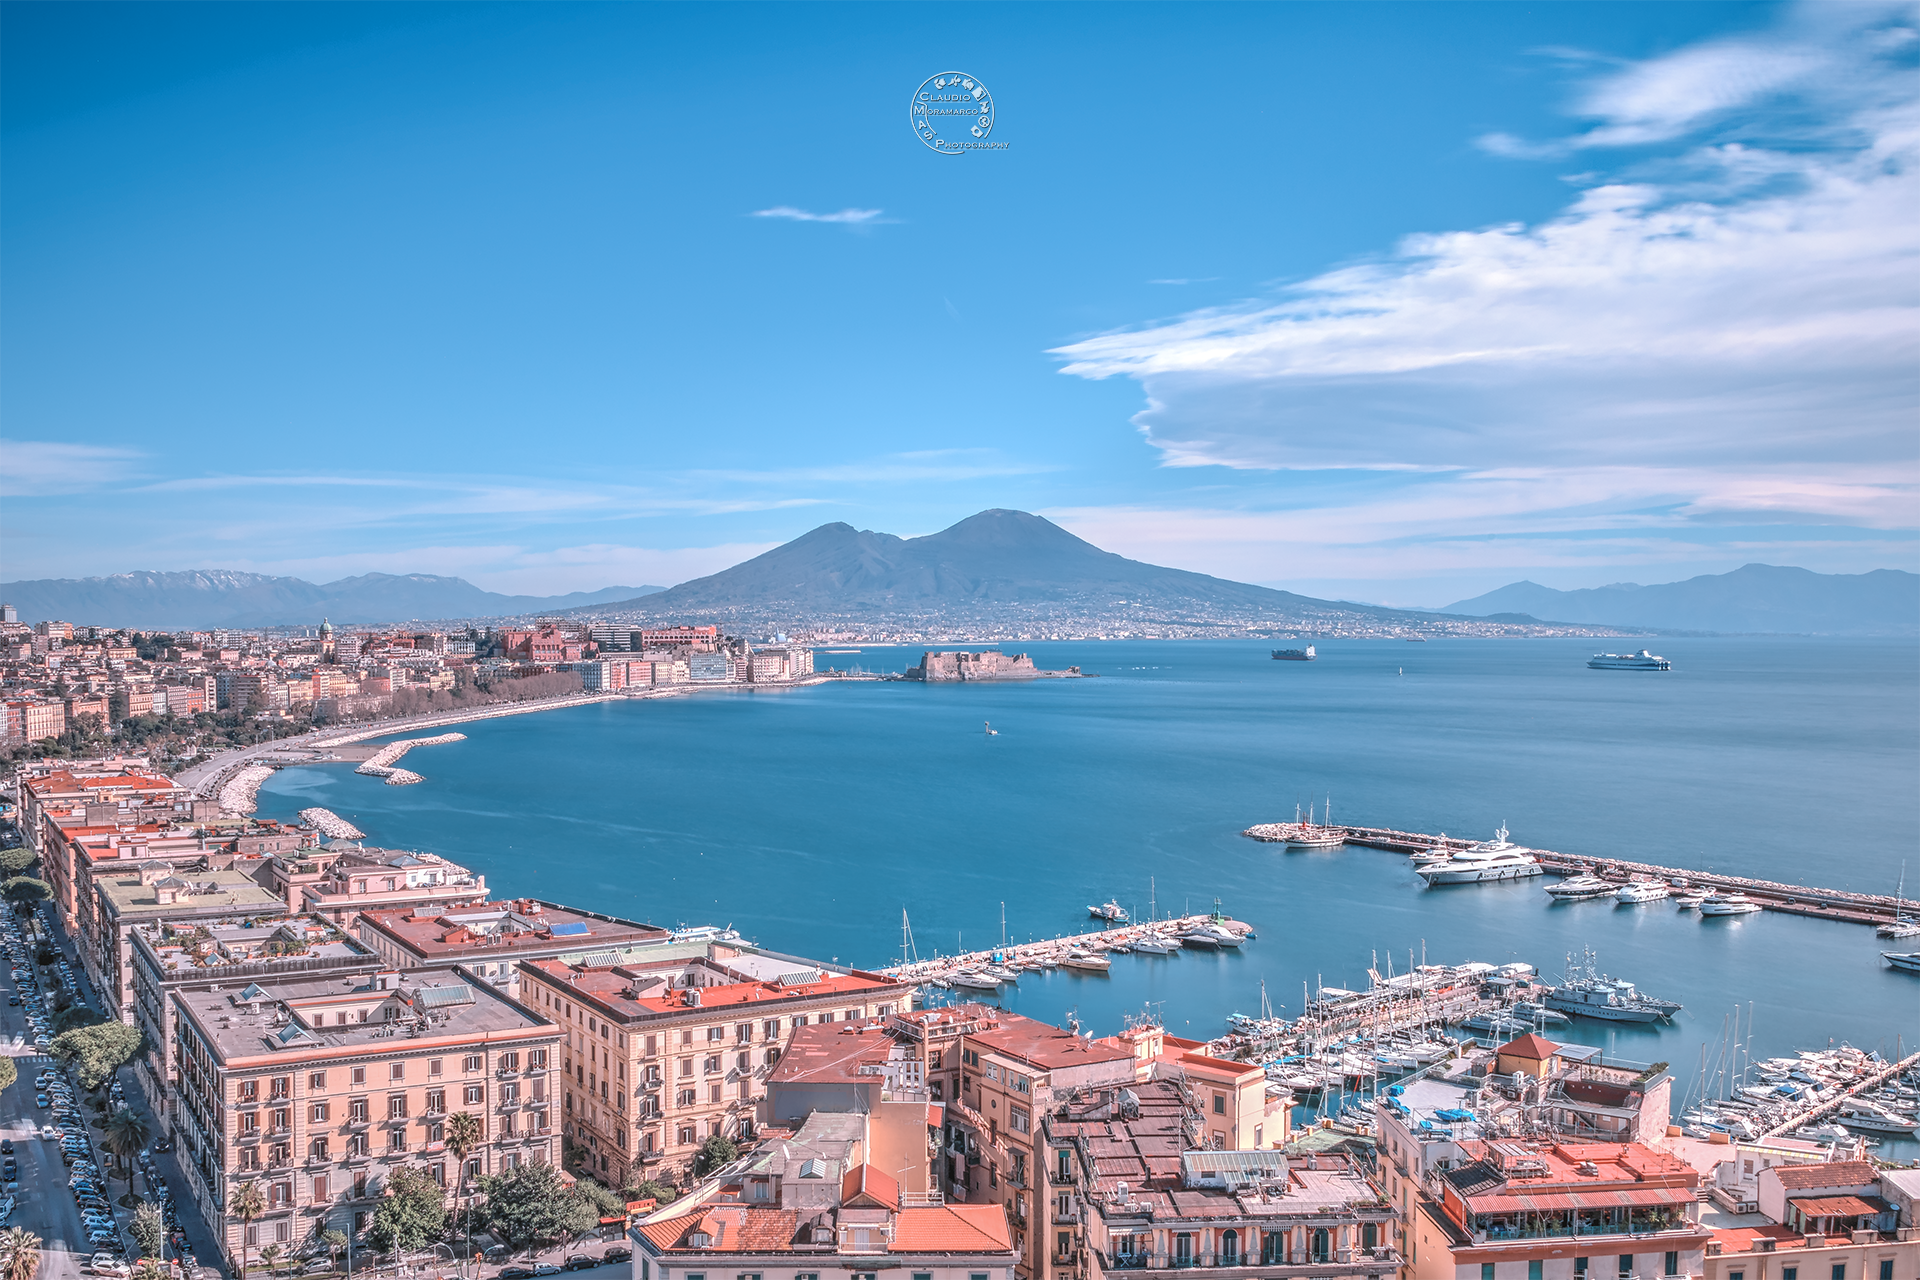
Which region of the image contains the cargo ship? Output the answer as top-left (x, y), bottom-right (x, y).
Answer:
top-left (1588, 649), bottom-right (1670, 670)
top-left (1272, 646), bottom-right (1316, 661)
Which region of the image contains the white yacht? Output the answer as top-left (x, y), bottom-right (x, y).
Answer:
top-left (1615, 880), bottom-right (1671, 904)
top-left (1417, 826), bottom-right (1542, 884)
top-left (1546, 874), bottom-right (1615, 901)
top-left (1129, 934), bottom-right (1180, 955)
top-left (1699, 891), bottom-right (1763, 916)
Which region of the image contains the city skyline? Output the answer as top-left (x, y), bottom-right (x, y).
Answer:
top-left (3, 2), bottom-right (1915, 607)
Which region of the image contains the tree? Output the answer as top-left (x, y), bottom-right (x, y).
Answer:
top-left (443, 1111), bottom-right (483, 1243)
top-left (130, 1204), bottom-right (165, 1261)
top-left (627, 1179), bottom-right (679, 1206)
top-left (0, 1228), bottom-right (42, 1280)
top-left (103, 1109), bottom-right (152, 1196)
top-left (473, 1164), bottom-right (577, 1257)
top-left (691, 1134), bottom-right (737, 1178)
top-left (132, 1261), bottom-right (165, 1280)
top-left (258, 1245), bottom-right (282, 1277)
top-left (320, 1229), bottom-right (347, 1272)
top-left (49, 1021), bottom-right (142, 1090)
top-left (0, 879), bottom-right (50, 908)
top-left (365, 1166), bottom-right (446, 1256)
top-left (52, 1005), bottom-right (105, 1036)
top-left (0, 849), bottom-right (35, 878)
top-left (230, 1181), bottom-right (266, 1280)
top-left (0, 1058), bottom-right (15, 1095)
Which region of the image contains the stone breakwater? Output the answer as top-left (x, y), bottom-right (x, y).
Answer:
top-left (218, 764), bottom-right (277, 816)
top-left (299, 807), bottom-right (365, 840)
top-left (353, 732), bottom-right (466, 786)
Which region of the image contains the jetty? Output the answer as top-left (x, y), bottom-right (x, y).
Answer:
top-left (353, 732), bottom-right (466, 786)
top-left (298, 807), bottom-right (365, 840)
top-left (1759, 1048), bottom-right (1920, 1138)
top-left (1244, 821), bottom-right (1914, 932)
top-left (875, 913), bottom-right (1250, 985)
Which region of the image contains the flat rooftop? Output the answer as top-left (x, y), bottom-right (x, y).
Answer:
top-left (175, 967), bottom-right (556, 1063)
top-left (97, 867), bottom-right (285, 922)
top-left (523, 956), bottom-right (901, 1022)
top-left (135, 914), bottom-right (379, 978)
top-left (358, 898), bottom-right (668, 960)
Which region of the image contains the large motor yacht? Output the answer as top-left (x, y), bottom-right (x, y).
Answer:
top-left (1416, 826), bottom-right (1543, 884)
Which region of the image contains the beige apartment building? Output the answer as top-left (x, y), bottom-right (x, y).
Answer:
top-left (517, 942), bottom-right (913, 1186)
top-left (171, 966), bottom-right (561, 1272)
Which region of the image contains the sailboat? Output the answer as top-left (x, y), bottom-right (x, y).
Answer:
top-left (984, 721), bottom-right (1000, 737)
top-left (1879, 862), bottom-right (1919, 938)
top-left (1286, 797), bottom-right (1344, 850)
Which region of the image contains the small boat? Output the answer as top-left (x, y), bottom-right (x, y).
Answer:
top-left (1508, 1001), bottom-right (1571, 1026)
top-left (1884, 951), bottom-right (1920, 973)
top-left (1700, 891), bottom-right (1763, 916)
top-left (1062, 950), bottom-right (1111, 973)
top-left (1410, 840), bottom-right (1453, 869)
top-left (983, 720), bottom-right (999, 737)
top-left (1088, 899), bottom-right (1129, 923)
top-left (1836, 1106), bottom-right (1919, 1135)
top-left (1105, 942), bottom-right (1132, 955)
top-left (982, 965), bottom-right (1020, 982)
top-left (1879, 918), bottom-right (1920, 939)
top-left (1546, 874), bottom-right (1615, 901)
top-left (1615, 880), bottom-right (1671, 904)
top-left (948, 971), bottom-right (1002, 991)
top-left (1181, 923), bottom-right (1243, 949)
top-left (1674, 890), bottom-right (1709, 909)
top-left (1129, 934), bottom-right (1179, 955)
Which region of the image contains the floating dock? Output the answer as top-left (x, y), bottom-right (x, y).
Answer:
top-left (1245, 821), bottom-right (1911, 930)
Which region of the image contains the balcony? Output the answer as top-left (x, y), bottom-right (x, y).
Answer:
top-left (305, 1154), bottom-right (332, 1168)
top-left (1100, 1251), bottom-right (1405, 1276)
top-left (381, 1143), bottom-right (410, 1159)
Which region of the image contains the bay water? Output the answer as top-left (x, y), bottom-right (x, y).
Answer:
top-left (256, 637), bottom-right (1919, 1137)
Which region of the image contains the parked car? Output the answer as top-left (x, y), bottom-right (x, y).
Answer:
top-left (532, 1266), bottom-right (562, 1276)
top-left (0, 1139), bottom-right (11, 1154)
top-left (601, 1248), bottom-right (632, 1264)
top-left (563, 1256), bottom-right (601, 1271)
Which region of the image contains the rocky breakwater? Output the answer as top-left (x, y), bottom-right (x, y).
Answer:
top-left (900, 649), bottom-right (1085, 682)
top-left (354, 731), bottom-right (466, 786)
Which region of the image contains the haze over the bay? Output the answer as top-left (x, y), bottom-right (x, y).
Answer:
top-left (3, 2), bottom-right (1915, 605)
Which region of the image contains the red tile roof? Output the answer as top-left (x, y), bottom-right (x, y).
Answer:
top-left (889, 1204), bottom-right (1012, 1253)
top-left (1710, 1225), bottom-right (1800, 1254)
top-left (1773, 1161), bottom-right (1877, 1190)
top-left (1498, 1033), bottom-right (1561, 1058)
top-left (842, 1164), bottom-right (900, 1211)
top-left (638, 1206), bottom-right (799, 1252)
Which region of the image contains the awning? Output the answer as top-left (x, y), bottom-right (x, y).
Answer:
top-left (1790, 1196), bottom-right (1891, 1218)
top-left (1466, 1187), bottom-right (1696, 1215)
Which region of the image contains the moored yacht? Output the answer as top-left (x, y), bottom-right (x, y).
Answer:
top-left (1062, 949), bottom-right (1111, 973)
top-left (1129, 933), bottom-right (1180, 954)
top-left (1088, 899), bottom-right (1129, 923)
top-left (1546, 874), bottom-right (1615, 901)
top-left (1418, 827), bottom-right (1542, 884)
top-left (1884, 951), bottom-right (1920, 973)
top-left (1700, 891), bottom-right (1763, 916)
top-left (1614, 879), bottom-right (1672, 904)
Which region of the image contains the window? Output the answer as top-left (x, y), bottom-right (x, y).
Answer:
top-left (389, 1096), bottom-right (408, 1120)
top-left (763, 1020), bottom-right (780, 1039)
top-left (308, 1072), bottom-right (326, 1090)
top-left (913, 1274), bottom-right (932, 1280)
top-left (239, 1080), bottom-right (258, 1102)
top-left (351, 1067), bottom-right (366, 1086)
top-left (465, 1086), bottom-right (484, 1105)
top-left (708, 1026), bottom-right (725, 1042)
top-left (1055, 1234), bottom-right (1071, 1261)
top-left (704, 1055), bottom-right (721, 1074)
top-left (929, 1051), bottom-right (943, 1069)
top-left (429, 1059), bottom-right (443, 1076)
top-left (709, 1084), bottom-right (721, 1104)
top-left (312, 1176), bottom-right (328, 1200)
top-left (1263, 1233), bottom-right (1284, 1265)
top-left (1175, 1235), bottom-right (1193, 1264)
top-left (678, 1126), bottom-right (696, 1145)
top-left (310, 1103), bottom-right (329, 1123)
top-left (845, 1010), bottom-right (860, 1023)
top-left (1781, 1271), bottom-right (1796, 1280)
top-left (1056, 1149), bottom-right (1072, 1182)
top-left (464, 1055), bottom-right (484, 1072)
top-left (1878, 1265), bottom-right (1892, 1280)
top-left (1312, 1229), bottom-right (1331, 1263)
top-left (1577, 1263), bottom-right (1589, 1277)
top-left (271, 1076), bottom-right (290, 1099)
top-left (680, 1058), bottom-right (694, 1078)
top-left (530, 1049), bottom-right (547, 1069)
top-left (795, 1274), bottom-right (818, 1280)
top-left (1664, 1254), bottom-right (1678, 1278)
top-left (241, 1113), bottom-right (259, 1135)
top-left (1530, 1264), bottom-right (1543, 1280)
top-left (1621, 1258), bottom-right (1635, 1278)
top-left (764, 1049), bottom-right (780, 1067)
top-left (1010, 1106), bottom-right (1029, 1134)
top-left (677, 1089), bottom-right (698, 1107)
top-left (1221, 1231), bottom-right (1239, 1264)
top-left (390, 1063), bottom-right (405, 1081)
top-left (737, 1053), bottom-right (750, 1072)
top-left (1483, 1267), bottom-right (1496, 1280)
top-left (1213, 1094), bottom-right (1226, 1114)
top-left (820, 1012), bottom-right (834, 1024)
top-left (427, 1090), bottom-right (445, 1113)
top-left (1831, 1268), bottom-right (1846, 1280)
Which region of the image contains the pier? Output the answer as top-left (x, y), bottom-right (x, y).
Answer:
top-left (874, 913), bottom-right (1250, 985)
top-left (1759, 1048), bottom-right (1920, 1139)
top-left (1244, 821), bottom-right (1913, 931)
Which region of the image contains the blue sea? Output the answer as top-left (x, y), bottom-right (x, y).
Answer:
top-left (256, 637), bottom-right (1919, 1135)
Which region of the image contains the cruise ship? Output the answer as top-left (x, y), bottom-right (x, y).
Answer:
top-left (1416, 826), bottom-right (1543, 884)
top-left (1588, 649), bottom-right (1671, 670)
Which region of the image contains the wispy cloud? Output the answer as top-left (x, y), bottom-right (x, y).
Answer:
top-left (1, 440), bottom-right (146, 496)
top-left (1148, 277), bottom-right (1220, 286)
top-left (750, 206), bottom-right (890, 225)
top-left (1052, 3), bottom-right (1920, 552)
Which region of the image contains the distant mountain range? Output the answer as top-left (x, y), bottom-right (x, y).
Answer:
top-left (1442, 564), bottom-right (1919, 635)
top-left (0, 570), bottom-right (663, 630)
top-left (574, 509), bottom-right (1428, 622)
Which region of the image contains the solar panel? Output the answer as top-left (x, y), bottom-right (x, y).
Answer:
top-left (775, 971), bottom-right (823, 987)
top-left (550, 922), bottom-right (590, 937)
top-left (415, 985), bottom-right (475, 1008)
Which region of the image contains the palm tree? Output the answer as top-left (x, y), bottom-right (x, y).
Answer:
top-left (444, 1111), bottom-right (483, 1253)
top-left (231, 1181), bottom-right (267, 1280)
top-left (0, 1228), bottom-right (42, 1280)
top-left (259, 1244), bottom-right (282, 1277)
top-left (102, 1108), bottom-right (152, 1197)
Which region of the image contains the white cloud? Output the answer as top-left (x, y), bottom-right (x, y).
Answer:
top-left (0, 439), bottom-right (145, 496)
top-left (750, 206), bottom-right (889, 225)
top-left (1052, 5), bottom-right (1920, 546)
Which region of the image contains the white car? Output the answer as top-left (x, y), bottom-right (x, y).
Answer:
top-left (88, 1256), bottom-right (132, 1277)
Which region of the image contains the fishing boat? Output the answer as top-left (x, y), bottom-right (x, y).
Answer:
top-left (1546, 874), bottom-right (1615, 901)
top-left (1062, 950), bottom-right (1111, 973)
top-left (1614, 879), bottom-right (1671, 904)
top-left (1699, 891), bottom-right (1763, 916)
top-left (1088, 899), bottom-right (1129, 923)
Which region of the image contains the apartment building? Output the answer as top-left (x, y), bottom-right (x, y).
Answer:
top-left (17, 763), bottom-right (203, 915)
top-left (127, 912), bottom-right (386, 1138)
top-left (1049, 1078), bottom-right (1397, 1280)
top-left (171, 967), bottom-right (561, 1273)
top-left (257, 847), bottom-right (488, 922)
top-left (633, 1108), bottom-right (1017, 1280)
top-left (355, 899), bottom-right (669, 999)
top-left (1702, 1163), bottom-right (1917, 1280)
top-left (517, 943), bottom-right (913, 1186)
top-left (90, 863), bottom-right (288, 1023)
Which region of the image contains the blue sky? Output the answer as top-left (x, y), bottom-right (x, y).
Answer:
top-left (3, 1), bottom-right (1914, 606)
